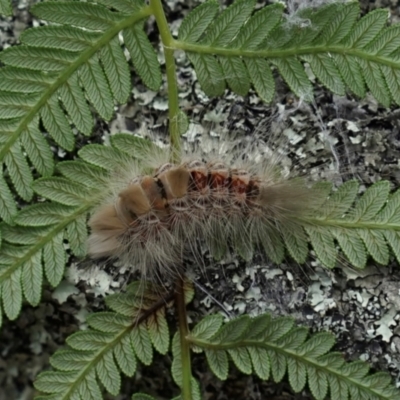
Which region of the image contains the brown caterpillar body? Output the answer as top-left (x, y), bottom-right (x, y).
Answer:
top-left (88, 151), bottom-right (324, 278)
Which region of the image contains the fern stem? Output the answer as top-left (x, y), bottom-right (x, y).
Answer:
top-left (172, 40), bottom-right (400, 69)
top-left (175, 276), bottom-right (192, 400)
top-left (149, 0), bottom-right (181, 161)
top-left (298, 218), bottom-right (400, 230)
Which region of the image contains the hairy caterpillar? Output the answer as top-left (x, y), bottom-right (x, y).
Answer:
top-left (87, 135), bottom-right (331, 280)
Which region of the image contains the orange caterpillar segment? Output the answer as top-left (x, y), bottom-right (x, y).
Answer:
top-left (87, 159), bottom-right (314, 274)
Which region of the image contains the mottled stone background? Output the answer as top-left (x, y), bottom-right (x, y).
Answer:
top-left (1, 1), bottom-right (400, 399)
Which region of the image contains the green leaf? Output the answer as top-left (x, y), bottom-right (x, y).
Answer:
top-left (211, 315), bottom-right (250, 343)
top-left (0, 175), bottom-right (17, 224)
top-left (218, 57), bottom-right (250, 96)
top-left (67, 330), bottom-right (115, 351)
top-left (203, 0), bottom-right (256, 46)
top-left (280, 222), bottom-right (308, 264)
top-left (190, 377), bottom-right (202, 400)
top-left (365, 25), bottom-right (400, 57)
top-left (21, 120), bottom-right (54, 177)
top-left (187, 53), bottom-right (225, 97)
top-left (357, 229), bottom-right (389, 265)
top-left (1, 224), bottom-right (54, 245)
top-left (14, 203), bottom-right (74, 226)
top-left (191, 314), bottom-right (224, 343)
top-left (31, 2), bottom-right (124, 31)
top-left (380, 65), bottom-right (400, 106)
top-left (268, 350), bottom-right (287, 383)
top-left (233, 3), bottom-right (283, 49)
top-left (288, 358), bottom-right (307, 393)
top-left (87, 312), bottom-right (131, 333)
top-left (33, 177), bottom-right (92, 206)
top-left (228, 347), bottom-right (252, 374)
top-left (96, 351), bottom-right (121, 395)
top-left (0, 0), bottom-right (12, 16)
top-left (271, 58), bottom-right (313, 101)
top-left (92, 0), bottom-right (143, 14)
top-left (305, 225), bottom-right (337, 269)
top-left (384, 230), bottom-right (400, 264)
top-left (0, 67), bottom-right (54, 93)
top-left (320, 2), bottom-right (359, 45)
top-left (171, 331), bottom-right (182, 386)
top-left (66, 215), bottom-right (88, 258)
top-left (123, 24), bottom-right (162, 91)
top-left (263, 316), bottom-right (294, 342)
top-left (21, 26), bottom-right (100, 52)
top-left (245, 58), bottom-right (275, 103)
top-left (34, 371), bottom-right (80, 394)
top-left (377, 188), bottom-right (400, 224)
top-left (114, 335), bottom-right (137, 377)
top-left (80, 58), bottom-right (114, 120)
top-left (130, 323), bottom-right (153, 365)
top-left (357, 59), bottom-right (391, 107)
top-left (41, 96), bottom-right (75, 152)
top-left (307, 367), bottom-right (328, 400)
top-left (319, 180), bottom-right (359, 219)
top-left (277, 327), bottom-right (309, 351)
top-left (248, 346), bottom-right (270, 380)
top-left (178, 0), bottom-right (219, 43)
top-left (205, 349), bottom-right (229, 380)
top-left (147, 311), bottom-right (169, 355)
top-left (290, 3), bottom-right (345, 47)
top-left (302, 54), bottom-right (345, 95)
top-left (43, 232), bottom-right (66, 287)
top-left (2, 269), bottom-right (22, 320)
top-left (105, 292), bottom-right (140, 317)
top-left (331, 54), bottom-right (366, 98)
top-left (0, 47), bottom-right (78, 71)
top-left (245, 314), bottom-right (272, 340)
top-left (50, 349), bottom-right (95, 372)
top-left (100, 36), bottom-right (131, 104)
top-left (299, 332), bottom-right (335, 358)
top-left (4, 141), bottom-right (33, 201)
top-left (349, 180), bottom-right (390, 221)
top-left (59, 73), bottom-right (93, 135)
top-left (259, 225), bottom-right (285, 264)
top-left (110, 134), bottom-right (159, 157)
top-left (78, 143), bottom-right (131, 170)
top-left (175, 110), bottom-right (189, 136)
top-left (78, 371), bottom-right (103, 400)
top-left (21, 251), bottom-right (42, 306)
top-left (57, 161), bottom-right (107, 189)
top-left (332, 228), bottom-right (367, 269)
top-left (0, 243), bottom-right (29, 265)
top-left (344, 9), bottom-right (388, 48)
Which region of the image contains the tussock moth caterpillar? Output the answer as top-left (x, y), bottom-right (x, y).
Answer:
top-left (87, 132), bottom-right (333, 280)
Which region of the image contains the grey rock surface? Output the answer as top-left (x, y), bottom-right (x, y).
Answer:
top-left (1, 0), bottom-right (400, 399)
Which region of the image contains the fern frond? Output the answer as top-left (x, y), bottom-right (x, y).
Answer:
top-left (34, 281), bottom-right (171, 399)
top-left (0, 1), bottom-right (156, 220)
top-left (188, 314), bottom-right (400, 400)
top-left (298, 181), bottom-right (400, 269)
top-left (0, 134), bottom-right (150, 326)
top-left (177, 1), bottom-right (400, 106)
top-left (0, 0), bottom-right (11, 16)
